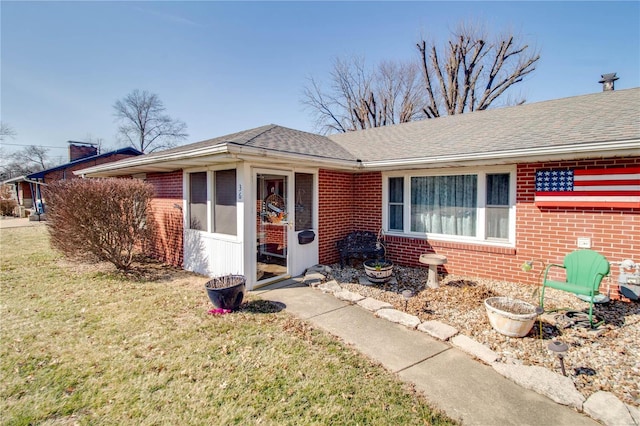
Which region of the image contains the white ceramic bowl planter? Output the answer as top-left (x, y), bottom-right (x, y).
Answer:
top-left (484, 297), bottom-right (540, 337)
top-left (363, 259), bottom-right (394, 284)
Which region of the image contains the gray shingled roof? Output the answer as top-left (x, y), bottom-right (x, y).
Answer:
top-left (77, 88), bottom-right (639, 177)
top-left (145, 124), bottom-right (356, 161)
top-left (327, 88), bottom-right (640, 162)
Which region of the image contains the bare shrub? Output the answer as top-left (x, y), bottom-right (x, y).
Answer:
top-left (45, 178), bottom-right (155, 270)
top-left (0, 184), bottom-right (17, 216)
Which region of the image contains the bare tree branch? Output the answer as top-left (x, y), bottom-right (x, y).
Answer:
top-left (113, 90), bottom-right (188, 153)
top-left (418, 22), bottom-right (540, 117)
top-left (0, 122), bottom-right (16, 141)
top-left (302, 56), bottom-right (426, 133)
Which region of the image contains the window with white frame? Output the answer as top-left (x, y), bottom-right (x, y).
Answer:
top-left (189, 172), bottom-right (207, 231)
top-left (188, 169), bottom-right (237, 235)
top-left (386, 169), bottom-right (514, 244)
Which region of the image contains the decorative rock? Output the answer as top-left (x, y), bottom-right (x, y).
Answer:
top-left (307, 264), bottom-right (332, 275)
top-left (304, 272), bottom-right (325, 287)
top-left (492, 363), bottom-right (585, 410)
top-left (451, 335), bottom-right (499, 364)
top-left (375, 309), bottom-right (421, 329)
top-left (317, 280), bottom-right (342, 294)
top-left (358, 276), bottom-right (397, 286)
top-left (357, 297), bottom-right (394, 312)
top-left (583, 391), bottom-right (638, 426)
top-left (334, 290), bottom-right (365, 303)
top-left (418, 320), bottom-right (459, 341)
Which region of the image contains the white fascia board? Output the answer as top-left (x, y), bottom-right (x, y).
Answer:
top-left (75, 145), bottom-right (232, 177)
top-left (361, 139), bottom-right (640, 171)
top-left (226, 145), bottom-right (358, 170)
top-left (76, 143), bottom-right (360, 178)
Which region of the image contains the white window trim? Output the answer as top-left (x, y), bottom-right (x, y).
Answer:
top-left (184, 166), bottom-right (239, 240)
top-left (382, 166), bottom-right (516, 247)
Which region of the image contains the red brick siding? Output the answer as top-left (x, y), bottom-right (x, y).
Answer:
top-left (318, 170), bottom-right (355, 264)
top-left (145, 171), bottom-right (183, 267)
top-left (319, 158), bottom-right (639, 300)
top-left (354, 172), bottom-right (382, 231)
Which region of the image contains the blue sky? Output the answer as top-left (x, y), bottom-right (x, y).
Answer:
top-left (2, 1), bottom-right (639, 164)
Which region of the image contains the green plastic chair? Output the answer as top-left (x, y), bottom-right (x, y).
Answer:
top-left (540, 249), bottom-right (610, 327)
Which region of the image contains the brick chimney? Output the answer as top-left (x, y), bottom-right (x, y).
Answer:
top-left (68, 141), bottom-right (98, 161)
top-left (598, 73), bottom-right (619, 91)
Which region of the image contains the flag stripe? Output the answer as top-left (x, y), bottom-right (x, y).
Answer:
top-left (534, 201), bottom-right (640, 208)
top-left (535, 195), bottom-right (640, 202)
top-left (574, 167), bottom-right (640, 176)
top-left (536, 191), bottom-right (640, 197)
top-left (574, 179), bottom-right (640, 187)
top-left (574, 174), bottom-right (640, 182)
top-left (574, 185), bottom-right (640, 191)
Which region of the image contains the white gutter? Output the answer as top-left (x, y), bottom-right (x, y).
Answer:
top-left (360, 139), bottom-right (640, 170)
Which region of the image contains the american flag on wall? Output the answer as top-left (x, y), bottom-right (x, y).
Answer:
top-left (534, 167), bottom-right (640, 208)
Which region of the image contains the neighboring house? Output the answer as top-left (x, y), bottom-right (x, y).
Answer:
top-left (1, 175), bottom-right (34, 217)
top-left (26, 145), bottom-right (142, 216)
top-left (76, 88), bottom-right (640, 296)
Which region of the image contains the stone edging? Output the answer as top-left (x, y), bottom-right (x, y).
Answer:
top-left (303, 267), bottom-right (640, 426)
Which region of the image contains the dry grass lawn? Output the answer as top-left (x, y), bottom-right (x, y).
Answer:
top-left (0, 226), bottom-right (455, 425)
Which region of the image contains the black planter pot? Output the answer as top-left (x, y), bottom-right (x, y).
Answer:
top-left (205, 275), bottom-right (246, 311)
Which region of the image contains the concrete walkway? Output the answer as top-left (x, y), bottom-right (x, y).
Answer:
top-left (255, 278), bottom-right (597, 426)
top-left (0, 217), bottom-right (46, 229)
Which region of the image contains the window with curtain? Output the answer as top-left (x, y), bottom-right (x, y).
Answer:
top-left (387, 170), bottom-right (513, 243)
top-left (411, 175), bottom-right (477, 236)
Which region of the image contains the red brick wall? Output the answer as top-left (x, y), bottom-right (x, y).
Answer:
top-left (318, 169), bottom-right (355, 265)
top-left (319, 158), bottom-right (639, 299)
top-left (145, 171), bottom-right (183, 267)
top-left (354, 172), bottom-right (382, 231)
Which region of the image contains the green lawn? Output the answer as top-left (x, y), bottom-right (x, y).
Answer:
top-left (0, 226), bottom-right (455, 425)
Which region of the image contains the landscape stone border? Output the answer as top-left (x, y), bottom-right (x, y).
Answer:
top-left (302, 265), bottom-right (640, 426)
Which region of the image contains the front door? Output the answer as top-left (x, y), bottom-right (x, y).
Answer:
top-left (256, 172), bottom-right (290, 283)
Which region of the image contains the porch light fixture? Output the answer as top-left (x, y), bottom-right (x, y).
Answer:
top-left (547, 340), bottom-right (569, 376)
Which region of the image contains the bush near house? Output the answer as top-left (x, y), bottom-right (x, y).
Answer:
top-left (0, 184), bottom-right (17, 216)
top-left (45, 178), bottom-right (155, 270)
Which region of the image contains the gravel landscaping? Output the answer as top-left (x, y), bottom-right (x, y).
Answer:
top-left (328, 263), bottom-right (640, 408)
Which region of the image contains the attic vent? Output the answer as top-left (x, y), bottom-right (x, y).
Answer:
top-left (598, 73), bottom-right (619, 92)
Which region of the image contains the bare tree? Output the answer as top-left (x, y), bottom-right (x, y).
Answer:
top-left (13, 145), bottom-right (51, 170)
top-left (303, 57), bottom-right (425, 134)
top-left (113, 90), bottom-right (188, 153)
top-left (0, 122), bottom-right (16, 141)
top-left (417, 23), bottom-right (539, 118)
top-left (303, 22), bottom-right (540, 133)
top-left (0, 145), bottom-right (52, 180)
top-left (83, 133), bottom-right (110, 154)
